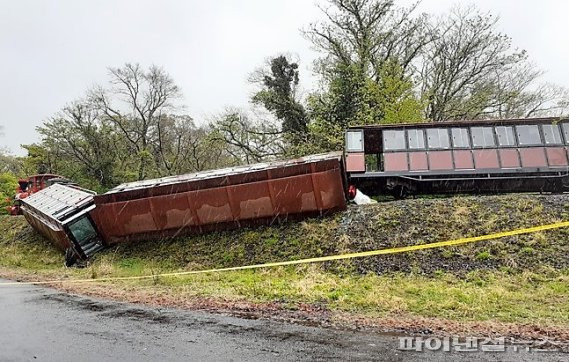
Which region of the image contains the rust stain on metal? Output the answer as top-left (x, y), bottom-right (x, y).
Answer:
top-left (90, 152), bottom-right (347, 245)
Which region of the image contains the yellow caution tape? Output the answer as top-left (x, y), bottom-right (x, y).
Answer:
top-left (1, 220), bottom-right (568, 287)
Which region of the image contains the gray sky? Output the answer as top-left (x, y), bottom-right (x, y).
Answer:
top-left (1, 0), bottom-right (568, 156)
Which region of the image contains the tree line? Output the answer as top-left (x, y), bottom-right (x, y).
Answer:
top-left (1, 0), bottom-right (568, 196)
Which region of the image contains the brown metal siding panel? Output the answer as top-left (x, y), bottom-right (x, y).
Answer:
top-left (149, 193), bottom-right (197, 230)
top-left (473, 150), bottom-right (500, 169)
top-left (452, 150), bottom-right (474, 169)
top-left (545, 147), bottom-right (568, 167)
top-left (22, 211), bottom-right (72, 251)
top-left (90, 203), bottom-right (125, 239)
top-left (428, 151), bottom-right (453, 170)
top-left (383, 153), bottom-right (408, 172)
top-left (409, 152), bottom-right (428, 171)
top-left (227, 182), bottom-right (274, 220)
top-left (269, 175), bottom-right (318, 215)
top-left (111, 199), bottom-right (158, 235)
top-left (519, 148), bottom-right (548, 168)
top-left (191, 189), bottom-right (234, 224)
top-left (498, 149), bottom-right (521, 168)
top-left (93, 154), bottom-right (346, 244)
top-left (311, 168), bottom-right (346, 211)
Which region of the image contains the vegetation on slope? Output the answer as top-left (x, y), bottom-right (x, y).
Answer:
top-left (1, 193), bottom-right (568, 330)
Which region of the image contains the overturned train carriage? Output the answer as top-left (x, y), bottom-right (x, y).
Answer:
top-left (344, 117), bottom-right (569, 196)
top-left (20, 153), bottom-right (347, 262)
top-left (91, 152), bottom-right (347, 244)
top-left (19, 184), bottom-right (105, 265)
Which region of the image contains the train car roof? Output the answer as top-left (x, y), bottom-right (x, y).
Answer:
top-left (20, 183), bottom-right (95, 223)
top-left (28, 173), bottom-right (61, 179)
top-left (347, 117), bottom-right (569, 130)
top-left (106, 152), bottom-right (343, 194)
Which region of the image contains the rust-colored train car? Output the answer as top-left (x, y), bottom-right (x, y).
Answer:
top-left (344, 117), bottom-right (569, 196)
top-left (90, 152), bottom-right (347, 245)
top-left (19, 184), bottom-right (105, 265)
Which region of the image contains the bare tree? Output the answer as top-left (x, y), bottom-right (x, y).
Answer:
top-left (419, 6), bottom-right (529, 121)
top-left (304, 0), bottom-right (430, 80)
top-left (152, 114), bottom-right (230, 175)
top-left (210, 109), bottom-right (286, 164)
top-left (90, 63), bottom-right (181, 180)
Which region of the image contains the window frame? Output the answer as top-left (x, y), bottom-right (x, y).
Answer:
top-left (542, 124), bottom-right (563, 145)
top-left (515, 124), bottom-right (543, 147)
top-left (67, 216), bottom-right (98, 245)
top-left (494, 126), bottom-right (517, 147)
top-left (450, 127), bottom-right (471, 149)
top-left (382, 129), bottom-right (407, 151)
top-left (345, 129), bottom-right (364, 152)
top-left (407, 129), bottom-right (426, 150)
top-left (426, 128), bottom-right (451, 150)
top-left (470, 126), bottom-right (497, 148)
top-left (562, 123), bottom-right (569, 145)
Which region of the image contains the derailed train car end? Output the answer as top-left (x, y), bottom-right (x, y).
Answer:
top-left (20, 152), bottom-right (347, 264)
top-left (19, 184), bottom-right (105, 266)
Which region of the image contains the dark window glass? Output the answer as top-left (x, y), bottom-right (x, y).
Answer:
top-left (542, 124), bottom-right (563, 145)
top-left (407, 129), bottom-right (425, 149)
top-left (471, 127), bottom-right (496, 147)
top-left (563, 123), bottom-right (569, 144)
top-left (516, 125), bottom-right (542, 146)
top-left (495, 126), bottom-right (516, 147)
top-left (426, 128), bottom-right (450, 149)
top-left (383, 130), bottom-right (406, 150)
top-left (68, 217), bottom-right (97, 243)
top-left (451, 128), bottom-right (470, 148)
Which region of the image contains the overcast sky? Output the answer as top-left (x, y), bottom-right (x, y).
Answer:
top-left (1, 0), bottom-right (568, 155)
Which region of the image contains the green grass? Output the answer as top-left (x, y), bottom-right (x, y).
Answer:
top-left (52, 264), bottom-right (569, 325)
top-left (1, 192), bottom-right (569, 327)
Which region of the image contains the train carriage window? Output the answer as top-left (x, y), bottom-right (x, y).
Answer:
top-left (542, 124), bottom-right (563, 145)
top-left (383, 130), bottom-right (406, 151)
top-left (495, 126), bottom-right (516, 147)
top-left (471, 127), bottom-right (496, 148)
top-left (451, 128), bottom-right (470, 148)
top-left (346, 130), bottom-right (364, 152)
top-left (68, 217), bottom-right (97, 244)
top-left (407, 129), bottom-right (425, 149)
top-left (426, 128), bottom-right (450, 149)
top-left (516, 125), bottom-right (542, 146)
top-left (563, 123), bottom-right (569, 144)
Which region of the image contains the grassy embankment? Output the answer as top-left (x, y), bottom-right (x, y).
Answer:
top-left (1, 193), bottom-right (568, 329)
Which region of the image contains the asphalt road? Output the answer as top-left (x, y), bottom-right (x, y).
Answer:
top-left (0, 280), bottom-right (566, 362)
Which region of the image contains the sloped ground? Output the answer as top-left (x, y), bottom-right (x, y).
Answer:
top-left (102, 193), bottom-right (569, 274)
top-left (1, 193), bottom-right (569, 345)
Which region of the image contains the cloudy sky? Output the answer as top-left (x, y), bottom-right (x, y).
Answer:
top-left (1, 0), bottom-right (567, 155)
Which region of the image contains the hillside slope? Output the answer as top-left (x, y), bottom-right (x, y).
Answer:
top-left (2, 193), bottom-right (569, 341)
top-left (2, 193), bottom-right (569, 274)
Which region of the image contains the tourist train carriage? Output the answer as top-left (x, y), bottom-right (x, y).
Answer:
top-left (344, 117), bottom-right (569, 196)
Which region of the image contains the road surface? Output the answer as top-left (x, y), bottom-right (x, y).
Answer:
top-left (0, 280), bottom-right (566, 361)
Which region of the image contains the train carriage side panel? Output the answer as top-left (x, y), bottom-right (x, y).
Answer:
top-left (90, 152), bottom-right (347, 245)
